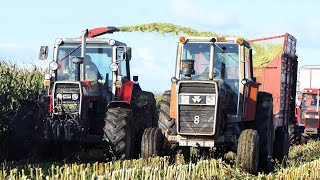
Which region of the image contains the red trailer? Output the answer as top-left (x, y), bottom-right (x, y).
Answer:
top-left (248, 33), bottom-right (298, 147)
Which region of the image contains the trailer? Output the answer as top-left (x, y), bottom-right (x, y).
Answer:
top-left (249, 33), bottom-right (298, 153)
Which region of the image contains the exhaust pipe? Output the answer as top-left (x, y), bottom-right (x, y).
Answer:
top-left (81, 29), bottom-right (88, 80)
top-left (72, 57), bottom-right (84, 81)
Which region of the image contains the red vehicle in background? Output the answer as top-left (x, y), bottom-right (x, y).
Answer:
top-left (294, 65), bottom-right (320, 144)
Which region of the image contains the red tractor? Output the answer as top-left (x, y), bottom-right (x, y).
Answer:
top-left (7, 27), bottom-right (157, 161)
top-left (294, 88), bottom-right (320, 143)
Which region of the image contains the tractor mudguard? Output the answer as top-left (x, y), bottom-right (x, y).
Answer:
top-left (116, 81), bottom-right (134, 104)
top-left (107, 101), bottom-right (131, 109)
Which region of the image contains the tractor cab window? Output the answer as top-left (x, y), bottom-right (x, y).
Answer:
top-left (301, 93), bottom-right (319, 110)
top-left (214, 43), bottom-right (240, 114)
top-left (57, 43), bottom-right (112, 87)
top-left (180, 42), bottom-right (211, 80)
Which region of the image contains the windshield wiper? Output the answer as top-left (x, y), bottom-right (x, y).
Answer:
top-left (58, 44), bottom-right (81, 62)
top-left (214, 44), bottom-right (239, 64)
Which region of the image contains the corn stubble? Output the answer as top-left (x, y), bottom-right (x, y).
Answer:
top-left (2, 140), bottom-right (320, 179)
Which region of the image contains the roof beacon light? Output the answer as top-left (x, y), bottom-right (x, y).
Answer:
top-left (236, 38), bottom-right (243, 45)
top-left (179, 37), bottom-right (187, 43)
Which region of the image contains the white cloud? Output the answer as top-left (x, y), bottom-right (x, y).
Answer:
top-left (130, 47), bottom-right (173, 92)
top-left (170, 0), bottom-right (238, 28)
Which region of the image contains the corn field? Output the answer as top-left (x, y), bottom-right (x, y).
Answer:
top-left (0, 61), bottom-right (44, 159)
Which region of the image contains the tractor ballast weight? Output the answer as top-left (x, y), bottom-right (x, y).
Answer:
top-left (142, 33), bottom-right (298, 174)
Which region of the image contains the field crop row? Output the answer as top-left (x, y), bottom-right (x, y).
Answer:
top-left (1, 140), bottom-right (320, 179)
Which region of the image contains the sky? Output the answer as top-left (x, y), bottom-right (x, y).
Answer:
top-left (1, 0), bottom-right (320, 92)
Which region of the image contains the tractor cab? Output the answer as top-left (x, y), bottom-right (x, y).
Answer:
top-left (297, 88), bottom-right (320, 130)
top-left (173, 36), bottom-right (254, 132)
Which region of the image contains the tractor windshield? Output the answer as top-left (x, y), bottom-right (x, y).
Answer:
top-left (301, 93), bottom-right (320, 111)
top-left (180, 42), bottom-right (239, 81)
top-left (57, 43), bottom-right (112, 84)
top-left (180, 42), bottom-right (240, 114)
top-left (180, 42), bottom-right (211, 80)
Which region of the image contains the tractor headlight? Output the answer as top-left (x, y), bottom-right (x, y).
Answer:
top-left (72, 94), bottom-right (79, 100)
top-left (206, 95), bottom-right (216, 105)
top-left (49, 61), bottom-right (58, 71)
top-left (179, 95), bottom-right (189, 104)
top-left (56, 93), bottom-right (63, 99)
top-left (109, 62), bottom-right (118, 72)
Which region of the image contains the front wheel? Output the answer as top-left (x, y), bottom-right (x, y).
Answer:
top-left (103, 107), bottom-right (133, 160)
top-left (237, 129), bottom-right (259, 175)
top-left (141, 127), bottom-right (164, 158)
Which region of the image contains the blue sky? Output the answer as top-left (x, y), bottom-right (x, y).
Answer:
top-left (1, 0), bottom-right (319, 92)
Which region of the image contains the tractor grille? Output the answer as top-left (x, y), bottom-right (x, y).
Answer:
top-left (54, 83), bottom-right (81, 114)
top-left (306, 112), bottom-right (318, 115)
top-left (305, 119), bottom-right (319, 127)
top-left (179, 83), bottom-right (215, 93)
top-left (179, 105), bottom-right (215, 134)
top-left (55, 83), bottom-right (81, 94)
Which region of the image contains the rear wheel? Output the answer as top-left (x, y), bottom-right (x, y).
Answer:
top-left (7, 103), bottom-right (41, 161)
top-left (273, 127), bottom-right (289, 161)
top-left (289, 123), bottom-right (301, 145)
top-left (159, 90), bottom-right (177, 151)
top-left (255, 92), bottom-right (274, 172)
top-left (141, 127), bottom-right (164, 158)
top-left (237, 129), bottom-right (259, 175)
top-left (131, 90), bottom-right (158, 158)
top-left (103, 107), bottom-right (133, 160)
top-left (159, 90), bottom-right (176, 135)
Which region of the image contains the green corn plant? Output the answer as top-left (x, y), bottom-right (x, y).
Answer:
top-left (0, 60), bottom-right (44, 160)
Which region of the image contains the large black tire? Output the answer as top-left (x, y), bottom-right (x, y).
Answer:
top-left (255, 92), bottom-right (274, 172)
top-left (289, 123), bottom-right (301, 146)
top-left (7, 103), bottom-right (41, 161)
top-left (131, 91), bottom-right (158, 130)
top-left (273, 127), bottom-right (289, 161)
top-left (159, 90), bottom-right (176, 135)
top-left (103, 107), bottom-right (133, 160)
top-left (131, 90), bottom-right (158, 158)
top-left (141, 127), bottom-right (164, 158)
top-left (237, 129), bottom-right (259, 175)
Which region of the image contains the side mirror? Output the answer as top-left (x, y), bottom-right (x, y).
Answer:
top-left (39, 46), bottom-right (49, 60)
top-left (126, 47), bottom-right (132, 60)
